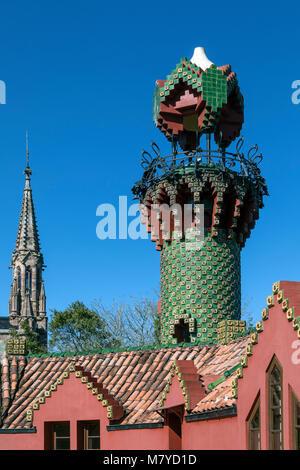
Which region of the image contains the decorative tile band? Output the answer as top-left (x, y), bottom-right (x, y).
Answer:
top-left (218, 319), bottom-right (247, 344)
top-left (6, 337), bottom-right (26, 356)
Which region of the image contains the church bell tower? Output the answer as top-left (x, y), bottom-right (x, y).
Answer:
top-left (8, 146), bottom-right (47, 348)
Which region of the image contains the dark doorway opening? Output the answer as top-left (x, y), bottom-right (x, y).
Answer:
top-left (166, 405), bottom-right (183, 450)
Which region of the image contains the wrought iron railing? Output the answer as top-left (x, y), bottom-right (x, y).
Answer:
top-left (132, 136), bottom-right (268, 200)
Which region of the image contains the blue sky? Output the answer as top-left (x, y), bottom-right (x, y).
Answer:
top-left (0, 0), bottom-right (299, 326)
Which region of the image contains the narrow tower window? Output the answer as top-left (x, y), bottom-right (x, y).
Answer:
top-left (25, 268), bottom-right (32, 294)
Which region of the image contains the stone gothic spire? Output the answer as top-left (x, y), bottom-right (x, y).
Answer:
top-left (8, 143), bottom-right (47, 348)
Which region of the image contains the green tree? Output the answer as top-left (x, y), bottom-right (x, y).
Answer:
top-left (48, 301), bottom-right (117, 353)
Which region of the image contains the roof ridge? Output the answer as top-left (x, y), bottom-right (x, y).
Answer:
top-left (26, 341), bottom-right (218, 358)
top-left (206, 363), bottom-right (241, 391)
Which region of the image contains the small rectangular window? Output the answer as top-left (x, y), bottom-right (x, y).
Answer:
top-left (77, 420), bottom-right (100, 450)
top-left (46, 421), bottom-right (70, 450)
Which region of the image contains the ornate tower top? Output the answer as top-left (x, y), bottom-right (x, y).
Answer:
top-left (153, 46), bottom-right (244, 151)
top-left (133, 47), bottom-right (267, 346)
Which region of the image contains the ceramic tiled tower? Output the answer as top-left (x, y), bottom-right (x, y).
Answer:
top-left (8, 154), bottom-right (47, 349)
top-left (133, 47), bottom-right (268, 346)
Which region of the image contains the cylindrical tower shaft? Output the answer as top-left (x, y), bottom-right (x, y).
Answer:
top-left (139, 162), bottom-right (265, 345)
top-left (160, 229), bottom-right (241, 344)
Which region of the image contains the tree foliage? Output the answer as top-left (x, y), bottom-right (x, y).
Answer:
top-left (48, 301), bottom-right (117, 353)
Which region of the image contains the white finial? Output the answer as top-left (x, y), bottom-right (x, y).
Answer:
top-left (190, 47), bottom-right (213, 71)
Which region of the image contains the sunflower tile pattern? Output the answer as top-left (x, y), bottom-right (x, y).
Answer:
top-left (160, 229), bottom-right (242, 345)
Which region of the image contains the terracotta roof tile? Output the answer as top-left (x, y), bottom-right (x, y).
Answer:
top-left (0, 337), bottom-right (251, 429)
